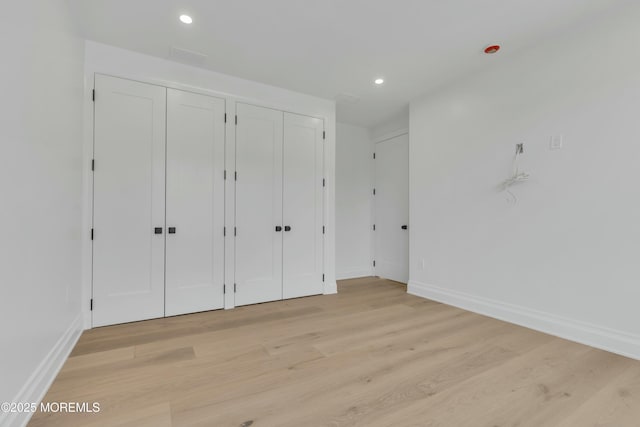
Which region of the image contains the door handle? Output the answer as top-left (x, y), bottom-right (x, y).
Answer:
top-left (401, 225), bottom-right (408, 230)
top-left (275, 226), bottom-right (282, 232)
top-left (284, 226), bottom-right (292, 232)
top-left (168, 227), bottom-right (176, 234)
top-left (154, 227), bottom-right (163, 234)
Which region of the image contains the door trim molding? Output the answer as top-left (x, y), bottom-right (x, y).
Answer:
top-left (373, 128), bottom-right (409, 144)
top-left (323, 280), bottom-right (338, 295)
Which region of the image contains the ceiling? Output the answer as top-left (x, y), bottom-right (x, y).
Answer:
top-left (69, 0), bottom-right (623, 128)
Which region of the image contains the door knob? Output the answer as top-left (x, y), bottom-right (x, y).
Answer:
top-left (401, 225), bottom-right (408, 230)
top-left (168, 227), bottom-right (176, 234)
top-left (284, 226), bottom-right (292, 232)
top-left (275, 226), bottom-right (282, 232)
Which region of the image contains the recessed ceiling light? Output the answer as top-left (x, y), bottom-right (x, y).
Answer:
top-left (179, 14), bottom-right (193, 24)
top-left (374, 78), bottom-right (384, 85)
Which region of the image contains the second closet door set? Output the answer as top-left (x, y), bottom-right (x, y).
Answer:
top-left (92, 75), bottom-right (324, 327)
top-left (235, 103), bottom-right (325, 306)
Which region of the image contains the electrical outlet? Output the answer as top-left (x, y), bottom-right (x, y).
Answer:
top-left (550, 135), bottom-right (563, 150)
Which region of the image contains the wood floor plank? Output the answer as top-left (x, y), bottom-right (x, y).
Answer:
top-left (214, 319), bottom-right (551, 427)
top-left (62, 346), bottom-right (135, 372)
top-left (167, 315), bottom-right (550, 426)
top-left (367, 339), bottom-right (627, 427)
top-left (555, 364), bottom-right (640, 427)
top-left (29, 277), bottom-right (640, 427)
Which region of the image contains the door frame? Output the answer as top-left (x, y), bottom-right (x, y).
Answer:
top-left (372, 129), bottom-right (409, 281)
top-left (81, 67), bottom-right (337, 329)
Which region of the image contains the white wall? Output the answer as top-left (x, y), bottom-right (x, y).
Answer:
top-left (83, 41), bottom-right (337, 322)
top-left (336, 123), bottom-right (374, 279)
top-left (408, 4), bottom-right (640, 359)
top-left (370, 109), bottom-right (409, 142)
top-left (0, 0), bottom-right (85, 425)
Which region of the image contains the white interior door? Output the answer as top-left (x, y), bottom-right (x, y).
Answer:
top-left (165, 89), bottom-right (225, 316)
top-left (375, 133), bottom-right (409, 283)
top-left (283, 113), bottom-right (324, 298)
top-left (235, 103), bottom-right (283, 306)
top-left (92, 74), bottom-right (166, 327)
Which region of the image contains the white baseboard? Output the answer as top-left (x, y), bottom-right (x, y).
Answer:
top-left (408, 280), bottom-right (640, 360)
top-left (0, 314), bottom-right (83, 427)
top-left (324, 280), bottom-right (338, 295)
top-left (336, 269), bottom-right (374, 281)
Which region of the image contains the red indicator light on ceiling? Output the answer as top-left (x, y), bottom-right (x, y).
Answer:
top-left (484, 45), bottom-right (501, 54)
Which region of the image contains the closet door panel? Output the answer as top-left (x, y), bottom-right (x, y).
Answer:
top-left (235, 103), bottom-right (283, 306)
top-left (165, 89), bottom-right (225, 316)
top-left (92, 74), bottom-right (166, 327)
top-left (283, 113), bottom-right (324, 298)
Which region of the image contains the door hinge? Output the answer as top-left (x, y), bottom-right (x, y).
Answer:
top-left (235, 171), bottom-right (238, 181)
top-left (323, 130), bottom-right (326, 140)
top-left (224, 227), bottom-right (226, 236)
top-left (322, 178), bottom-right (325, 187)
top-left (373, 224), bottom-right (376, 231)
top-left (234, 283), bottom-right (237, 293)
top-left (91, 229), bottom-right (94, 240)
top-left (91, 159), bottom-right (95, 171)
top-left (224, 170), bottom-right (227, 180)
top-left (234, 227), bottom-right (237, 236)
top-left (322, 226), bottom-right (325, 234)
top-left (224, 113), bottom-right (227, 123)
top-left (92, 89), bottom-right (95, 102)
top-left (224, 284), bottom-right (226, 294)
top-left (322, 274), bottom-right (325, 282)
top-left (235, 115), bottom-right (238, 125)
top-left (373, 152), bottom-right (376, 159)
top-left (90, 299), bottom-right (93, 311)
top-left (373, 188), bottom-right (376, 196)
top-left (373, 260), bottom-right (376, 267)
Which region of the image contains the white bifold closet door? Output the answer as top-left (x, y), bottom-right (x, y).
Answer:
top-left (235, 104), bottom-right (324, 306)
top-left (235, 103), bottom-right (284, 306)
top-left (165, 89), bottom-right (226, 316)
top-left (282, 112), bottom-right (324, 299)
top-left (92, 75), bottom-right (167, 327)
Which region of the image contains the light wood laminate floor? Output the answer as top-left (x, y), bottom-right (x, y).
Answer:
top-left (30, 277), bottom-right (640, 426)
